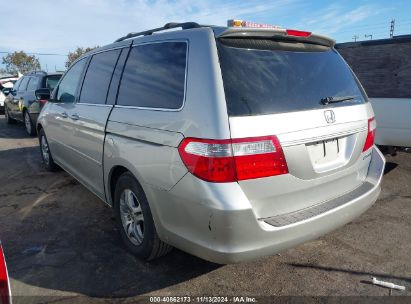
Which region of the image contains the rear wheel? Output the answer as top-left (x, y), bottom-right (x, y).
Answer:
top-left (114, 172), bottom-right (172, 260)
top-left (38, 128), bottom-right (58, 171)
top-left (5, 107), bottom-right (15, 124)
top-left (24, 111), bottom-right (35, 136)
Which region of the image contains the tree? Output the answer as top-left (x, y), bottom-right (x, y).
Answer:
top-left (2, 51), bottom-right (41, 74)
top-left (65, 46), bottom-right (99, 68)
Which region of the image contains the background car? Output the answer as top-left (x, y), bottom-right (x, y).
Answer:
top-left (336, 35), bottom-right (411, 150)
top-left (0, 242), bottom-right (11, 304)
top-left (4, 71), bottom-right (62, 136)
top-left (0, 75), bottom-right (18, 114)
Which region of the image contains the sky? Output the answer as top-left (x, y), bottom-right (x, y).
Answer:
top-left (1, 0), bottom-right (410, 73)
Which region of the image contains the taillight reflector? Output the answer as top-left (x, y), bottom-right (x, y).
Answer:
top-left (363, 117), bottom-right (376, 152)
top-left (178, 136), bottom-right (288, 183)
top-left (286, 29), bottom-right (312, 37)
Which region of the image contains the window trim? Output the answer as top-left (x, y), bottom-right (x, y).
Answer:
top-left (114, 39), bottom-right (189, 112)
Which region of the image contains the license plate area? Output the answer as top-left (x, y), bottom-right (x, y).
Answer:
top-left (306, 138), bottom-right (342, 171)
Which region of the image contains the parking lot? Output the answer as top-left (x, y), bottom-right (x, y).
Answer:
top-left (0, 114), bottom-right (410, 302)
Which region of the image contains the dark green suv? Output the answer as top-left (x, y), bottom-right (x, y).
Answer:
top-left (4, 71), bottom-right (62, 135)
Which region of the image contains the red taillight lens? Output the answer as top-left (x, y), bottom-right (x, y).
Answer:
top-left (286, 29), bottom-right (312, 37)
top-left (178, 136), bottom-right (288, 183)
top-left (0, 244), bottom-right (11, 304)
top-left (363, 117), bottom-right (376, 152)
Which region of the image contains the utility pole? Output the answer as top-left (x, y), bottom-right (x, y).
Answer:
top-left (365, 34), bottom-right (373, 40)
top-left (352, 35), bottom-right (359, 42)
top-left (390, 19), bottom-right (395, 38)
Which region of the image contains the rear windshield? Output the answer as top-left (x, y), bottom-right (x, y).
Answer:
top-left (217, 39), bottom-right (367, 116)
top-left (45, 75), bottom-right (62, 91)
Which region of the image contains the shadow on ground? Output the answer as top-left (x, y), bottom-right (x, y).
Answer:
top-left (0, 115), bottom-right (32, 140)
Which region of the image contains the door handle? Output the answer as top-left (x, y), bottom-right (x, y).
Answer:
top-left (60, 112), bottom-right (68, 118)
top-left (70, 114), bottom-right (79, 120)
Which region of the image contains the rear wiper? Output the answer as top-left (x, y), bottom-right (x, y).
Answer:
top-left (320, 96), bottom-right (356, 105)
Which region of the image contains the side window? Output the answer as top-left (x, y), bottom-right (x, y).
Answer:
top-left (27, 77), bottom-right (39, 91)
top-left (79, 49), bottom-right (120, 104)
top-left (56, 58), bottom-right (87, 103)
top-left (13, 78), bottom-right (22, 91)
top-left (45, 75), bottom-right (62, 91)
top-left (18, 77), bottom-right (30, 92)
top-left (117, 42), bottom-right (187, 109)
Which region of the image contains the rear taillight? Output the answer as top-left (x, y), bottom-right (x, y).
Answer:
top-left (0, 244), bottom-right (11, 304)
top-left (363, 117), bottom-right (376, 152)
top-left (178, 136), bottom-right (288, 183)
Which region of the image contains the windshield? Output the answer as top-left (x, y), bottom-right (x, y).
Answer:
top-left (217, 39), bottom-right (367, 117)
top-left (45, 75), bottom-right (62, 91)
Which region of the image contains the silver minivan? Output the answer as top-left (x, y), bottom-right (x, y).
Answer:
top-left (36, 21), bottom-right (385, 263)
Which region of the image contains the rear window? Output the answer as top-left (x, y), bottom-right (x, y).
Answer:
top-left (45, 75), bottom-right (62, 91)
top-left (217, 39), bottom-right (367, 117)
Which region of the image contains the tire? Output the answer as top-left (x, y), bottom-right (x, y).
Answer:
top-left (114, 172), bottom-right (172, 260)
top-left (4, 107), bottom-right (16, 124)
top-left (38, 128), bottom-right (58, 171)
top-left (24, 111), bottom-right (36, 136)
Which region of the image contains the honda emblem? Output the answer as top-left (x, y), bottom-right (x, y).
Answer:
top-left (324, 110), bottom-right (336, 124)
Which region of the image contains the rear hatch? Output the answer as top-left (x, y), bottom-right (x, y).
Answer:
top-left (216, 34), bottom-right (375, 219)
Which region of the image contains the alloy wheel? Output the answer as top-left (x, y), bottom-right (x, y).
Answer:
top-left (41, 136), bottom-right (50, 165)
top-left (119, 189), bottom-right (145, 245)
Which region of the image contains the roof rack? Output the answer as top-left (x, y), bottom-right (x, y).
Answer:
top-left (26, 70), bottom-right (48, 76)
top-left (114, 22), bottom-right (204, 42)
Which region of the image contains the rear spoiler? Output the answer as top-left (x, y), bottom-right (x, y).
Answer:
top-left (213, 27), bottom-right (336, 48)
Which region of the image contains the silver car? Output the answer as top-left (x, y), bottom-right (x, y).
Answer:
top-left (36, 21), bottom-right (385, 263)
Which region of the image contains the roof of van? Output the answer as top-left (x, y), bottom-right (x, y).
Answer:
top-left (114, 22), bottom-right (335, 47)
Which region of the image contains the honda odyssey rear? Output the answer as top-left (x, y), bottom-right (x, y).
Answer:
top-left (167, 25), bottom-right (385, 263)
top-left (36, 21), bottom-right (385, 264)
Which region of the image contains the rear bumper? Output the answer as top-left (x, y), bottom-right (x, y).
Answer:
top-left (151, 146), bottom-right (385, 264)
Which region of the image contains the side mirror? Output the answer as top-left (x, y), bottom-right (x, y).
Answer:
top-left (35, 88), bottom-right (51, 101)
top-left (2, 88), bottom-right (11, 96)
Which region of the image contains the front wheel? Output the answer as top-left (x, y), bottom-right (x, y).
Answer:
top-left (24, 111), bottom-right (35, 136)
top-left (114, 172), bottom-right (172, 260)
top-left (38, 129), bottom-right (58, 171)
